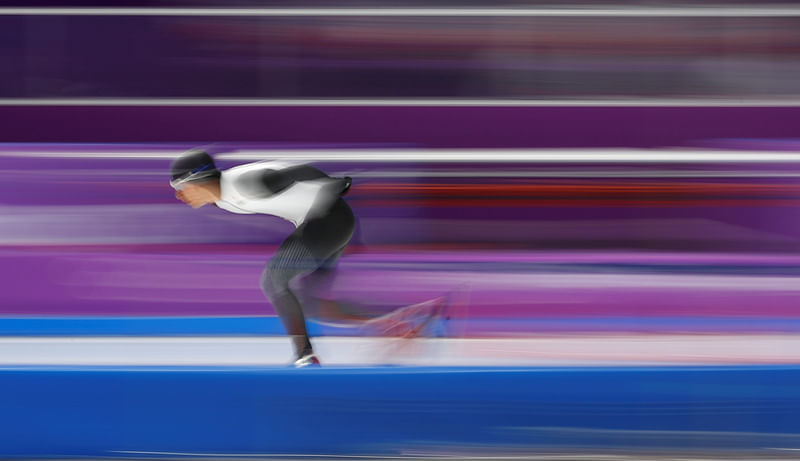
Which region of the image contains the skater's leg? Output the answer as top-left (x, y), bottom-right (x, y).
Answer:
top-left (261, 199), bottom-right (354, 360)
top-left (260, 236), bottom-right (318, 360)
top-left (293, 247), bottom-right (383, 323)
top-left (290, 198), bottom-right (375, 323)
top-left (295, 244), bottom-right (443, 328)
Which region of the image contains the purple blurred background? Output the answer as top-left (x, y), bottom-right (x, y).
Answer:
top-left (1, 3), bottom-right (800, 339)
top-left (2, 12), bottom-right (800, 99)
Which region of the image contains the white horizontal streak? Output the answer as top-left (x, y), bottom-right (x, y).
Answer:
top-left (4, 148), bottom-right (800, 163)
top-left (3, 335), bottom-right (800, 366)
top-left (224, 149), bottom-right (800, 164)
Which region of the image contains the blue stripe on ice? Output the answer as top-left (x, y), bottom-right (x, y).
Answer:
top-left (2, 316), bottom-right (800, 336)
top-left (1, 365), bottom-right (800, 457)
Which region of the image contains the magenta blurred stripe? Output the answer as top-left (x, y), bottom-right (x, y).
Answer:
top-left (3, 247), bottom-right (800, 319)
top-left (2, 106), bottom-right (800, 147)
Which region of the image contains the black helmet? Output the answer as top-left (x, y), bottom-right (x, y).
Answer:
top-left (169, 150), bottom-right (220, 189)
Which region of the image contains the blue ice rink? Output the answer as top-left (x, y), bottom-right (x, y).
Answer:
top-left (3, 364), bottom-right (800, 458)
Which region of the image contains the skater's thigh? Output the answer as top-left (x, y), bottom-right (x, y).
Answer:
top-left (319, 246), bottom-right (346, 271)
top-left (291, 246), bottom-right (345, 300)
top-left (263, 235), bottom-right (320, 291)
top-left (268, 199), bottom-right (353, 293)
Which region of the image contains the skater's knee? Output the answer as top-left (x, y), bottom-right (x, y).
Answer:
top-left (260, 265), bottom-right (293, 300)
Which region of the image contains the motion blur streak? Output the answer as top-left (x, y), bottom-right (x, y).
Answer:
top-left (3, 7), bottom-right (800, 101)
top-left (3, 144), bottom-right (800, 327)
top-left (7, 147), bottom-right (800, 163)
top-left (3, 98), bottom-right (800, 106)
top-left (4, 6), bottom-right (800, 16)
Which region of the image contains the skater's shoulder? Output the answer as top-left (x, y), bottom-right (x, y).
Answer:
top-left (225, 160), bottom-right (308, 199)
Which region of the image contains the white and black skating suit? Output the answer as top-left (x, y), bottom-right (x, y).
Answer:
top-left (216, 161), bottom-right (354, 358)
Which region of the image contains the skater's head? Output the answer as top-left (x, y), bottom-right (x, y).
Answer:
top-left (170, 149), bottom-right (221, 208)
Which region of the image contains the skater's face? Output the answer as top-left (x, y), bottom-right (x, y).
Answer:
top-left (175, 183), bottom-right (216, 209)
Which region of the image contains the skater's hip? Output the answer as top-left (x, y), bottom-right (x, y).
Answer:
top-left (295, 198), bottom-right (354, 259)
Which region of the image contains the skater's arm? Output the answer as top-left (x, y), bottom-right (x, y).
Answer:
top-left (236, 165), bottom-right (328, 199)
top-left (236, 164), bottom-right (349, 200)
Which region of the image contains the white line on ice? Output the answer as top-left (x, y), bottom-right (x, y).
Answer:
top-left (2, 335), bottom-right (800, 366)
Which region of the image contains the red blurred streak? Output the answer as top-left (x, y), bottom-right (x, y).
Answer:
top-left (357, 182), bottom-right (800, 197)
top-left (358, 199), bottom-right (800, 207)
